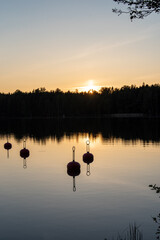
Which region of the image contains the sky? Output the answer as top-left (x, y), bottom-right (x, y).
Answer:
top-left (0, 0), bottom-right (160, 93)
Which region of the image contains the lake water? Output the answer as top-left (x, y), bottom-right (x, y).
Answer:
top-left (0, 118), bottom-right (160, 240)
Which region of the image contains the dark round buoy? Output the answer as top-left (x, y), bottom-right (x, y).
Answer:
top-left (20, 148), bottom-right (30, 159)
top-left (83, 152), bottom-right (94, 164)
top-left (83, 140), bottom-right (94, 176)
top-left (4, 142), bottom-right (12, 150)
top-left (20, 139), bottom-right (30, 169)
top-left (4, 137), bottom-right (12, 158)
top-left (67, 161), bottom-right (81, 177)
top-left (67, 146), bottom-right (81, 191)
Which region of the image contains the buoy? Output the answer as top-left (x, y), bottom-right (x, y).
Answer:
top-left (20, 139), bottom-right (30, 169)
top-left (4, 142), bottom-right (12, 150)
top-left (83, 140), bottom-right (94, 176)
top-left (67, 146), bottom-right (81, 191)
top-left (4, 136), bottom-right (12, 158)
top-left (20, 148), bottom-right (30, 159)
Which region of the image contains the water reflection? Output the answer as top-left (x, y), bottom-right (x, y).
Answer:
top-left (0, 123), bottom-right (159, 240)
top-left (20, 139), bottom-right (30, 169)
top-left (83, 140), bottom-right (94, 176)
top-left (0, 118), bottom-right (160, 144)
top-left (67, 146), bottom-right (81, 192)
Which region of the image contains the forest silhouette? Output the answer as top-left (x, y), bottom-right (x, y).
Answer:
top-left (0, 83), bottom-right (160, 118)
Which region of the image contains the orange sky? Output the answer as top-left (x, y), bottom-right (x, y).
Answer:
top-left (0, 0), bottom-right (160, 93)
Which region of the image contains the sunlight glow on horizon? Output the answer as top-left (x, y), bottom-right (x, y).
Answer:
top-left (74, 80), bottom-right (102, 93)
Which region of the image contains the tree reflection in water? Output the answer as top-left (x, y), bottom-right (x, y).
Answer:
top-left (0, 118), bottom-right (160, 144)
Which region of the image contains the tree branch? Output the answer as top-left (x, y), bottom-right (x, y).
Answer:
top-left (113, 0), bottom-right (160, 19)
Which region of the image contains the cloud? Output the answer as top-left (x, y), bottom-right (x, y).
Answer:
top-left (51, 32), bottom-right (152, 65)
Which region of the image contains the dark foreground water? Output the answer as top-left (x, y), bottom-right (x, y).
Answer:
top-left (0, 118), bottom-right (160, 240)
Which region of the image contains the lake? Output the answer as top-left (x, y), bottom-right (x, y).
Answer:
top-left (0, 118), bottom-right (160, 240)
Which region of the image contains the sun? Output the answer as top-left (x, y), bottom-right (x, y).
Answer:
top-left (78, 80), bottom-right (101, 93)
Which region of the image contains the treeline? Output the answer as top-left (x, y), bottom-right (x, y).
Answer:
top-left (0, 84), bottom-right (160, 117)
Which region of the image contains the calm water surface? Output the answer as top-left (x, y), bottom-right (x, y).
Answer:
top-left (0, 118), bottom-right (160, 240)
